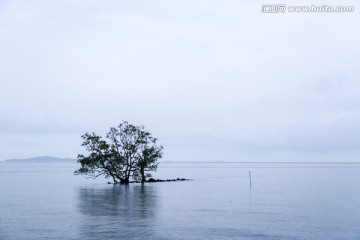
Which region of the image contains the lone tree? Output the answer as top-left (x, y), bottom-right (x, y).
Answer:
top-left (74, 121), bottom-right (163, 184)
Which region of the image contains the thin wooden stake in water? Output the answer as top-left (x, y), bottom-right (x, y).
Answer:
top-left (249, 171), bottom-right (252, 188)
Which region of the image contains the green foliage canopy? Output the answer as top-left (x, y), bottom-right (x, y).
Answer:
top-left (74, 121), bottom-right (163, 183)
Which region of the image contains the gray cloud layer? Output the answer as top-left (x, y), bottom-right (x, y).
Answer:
top-left (1, 0), bottom-right (359, 161)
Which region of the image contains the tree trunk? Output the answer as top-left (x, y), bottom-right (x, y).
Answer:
top-left (141, 166), bottom-right (145, 183)
top-left (120, 178), bottom-right (129, 184)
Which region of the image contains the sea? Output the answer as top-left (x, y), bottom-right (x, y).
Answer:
top-left (0, 162), bottom-right (359, 240)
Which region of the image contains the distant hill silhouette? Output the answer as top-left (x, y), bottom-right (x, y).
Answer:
top-left (4, 156), bottom-right (76, 163)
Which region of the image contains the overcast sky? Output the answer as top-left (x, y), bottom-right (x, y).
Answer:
top-left (0, 0), bottom-right (359, 161)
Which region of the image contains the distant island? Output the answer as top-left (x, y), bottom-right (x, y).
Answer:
top-left (4, 156), bottom-right (76, 163)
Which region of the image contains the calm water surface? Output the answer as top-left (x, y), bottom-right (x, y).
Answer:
top-left (0, 162), bottom-right (359, 239)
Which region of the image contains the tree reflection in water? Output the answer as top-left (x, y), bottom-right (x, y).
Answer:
top-left (77, 184), bottom-right (159, 239)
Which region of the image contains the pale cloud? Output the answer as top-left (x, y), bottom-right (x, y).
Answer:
top-left (0, 0), bottom-right (359, 161)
